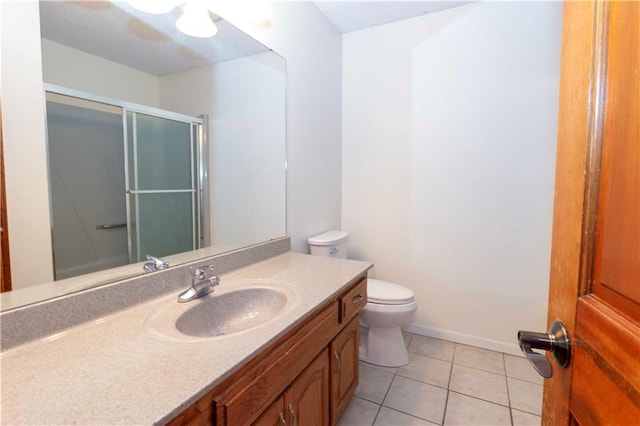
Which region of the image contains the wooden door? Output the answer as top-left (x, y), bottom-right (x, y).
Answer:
top-left (252, 396), bottom-right (285, 426)
top-left (0, 104), bottom-right (11, 292)
top-left (284, 349), bottom-right (329, 426)
top-left (330, 316), bottom-right (359, 425)
top-left (544, 1), bottom-right (639, 424)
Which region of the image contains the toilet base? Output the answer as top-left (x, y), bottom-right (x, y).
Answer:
top-left (359, 325), bottom-right (409, 367)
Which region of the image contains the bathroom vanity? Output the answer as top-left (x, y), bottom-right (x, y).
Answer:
top-left (0, 250), bottom-right (372, 425)
top-left (172, 275), bottom-right (367, 425)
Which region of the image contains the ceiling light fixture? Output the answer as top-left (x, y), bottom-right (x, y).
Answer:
top-left (176, 1), bottom-right (218, 38)
top-left (128, 0), bottom-right (271, 38)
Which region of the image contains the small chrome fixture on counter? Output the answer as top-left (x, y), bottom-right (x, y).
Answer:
top-left (143, 255), bottom-right (169, 272)
top-left (178, 265), bottom-right (219, 303)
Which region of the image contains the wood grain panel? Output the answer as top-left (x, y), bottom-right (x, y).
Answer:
top-left (570, 345), bottom-right (640, 424)
top-left (252, 396), bottom-right (284, 426)
top-left (592, 0), bottom-right (640, 324)
top-left (285, 349), bottom-right (330, 426)
top-left (543, 2), bottom-right (598, 424)
top-left (575, 296), bottom-right (640, 400)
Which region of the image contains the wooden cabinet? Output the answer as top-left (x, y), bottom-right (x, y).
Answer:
top-left (283, 349), bottom-right (330, 425)
top-left (169, 276), bottom-right (367, 426)
top-left (253, 351), bottom-right (330, 426)
top-left (330, 317), bottom-right (359, 425)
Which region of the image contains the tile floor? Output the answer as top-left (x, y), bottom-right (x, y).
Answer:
top-left (338, 333), bottom-right (543, 426)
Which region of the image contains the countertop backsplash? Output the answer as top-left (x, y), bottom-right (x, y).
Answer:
top-left (0, 237), bottom-right (290, 351)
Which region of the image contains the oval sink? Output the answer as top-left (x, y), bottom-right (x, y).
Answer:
top-left (144, 279), bottom-right (301, 341)
top-left (175, 288), bottom-right (286, 337)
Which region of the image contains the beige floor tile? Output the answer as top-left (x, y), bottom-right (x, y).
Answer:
top-left (449, 364), bottom-right (509, 406)
top-left (356, 362), bottom-right (395, 404)
top-left (382, 376), bottom-right (448, 425)
top-left (337, 396), bottom-right (380, 426)
top-left (402, 331), bottom-right (415, 348)
top-left (453, 344), bottom-right (505, 375)
top-left (504, 354), bottom-right (544, 384)
top-left (374, 406), bottom-right (438, 426)
top-left (508, 377), bottom-right (543, 415)
top-left (444, 392), bottom-right (511, 425)
top-left (512, 408), bottom-right (542, 426)
top-left (397, 352), bottom-right (452, 388)
top-left (361, 360), bottom-right (399, 375)
top-left (408, 335), bottom-right (456, 362)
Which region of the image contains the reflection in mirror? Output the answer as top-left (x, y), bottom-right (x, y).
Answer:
top-left (46, 89), bottom-right (205, 280)
top-left (0, 1), bottom-right (286, 311)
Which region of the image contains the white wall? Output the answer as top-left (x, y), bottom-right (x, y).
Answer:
top-left (159, 52), bottom-right (286, 248)
top-left (41, 39), bottom-right (160, 106)
top-left (1, 1), bottom-right (54, 288)
top-left (342, 2), bottom-right (563, 353)
top-left (221, 2), bottom-right (343, 253)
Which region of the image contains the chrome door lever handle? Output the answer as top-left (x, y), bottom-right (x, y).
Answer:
top-left (517, 320), bottom-right (571, 378)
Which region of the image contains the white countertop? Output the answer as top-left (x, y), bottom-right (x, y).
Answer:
top-left (0, 253), bottom-right (372, 425)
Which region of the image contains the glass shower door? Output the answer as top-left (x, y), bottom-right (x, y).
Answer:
top-left (126, 111), bottom-right (200, 263)
top-left (46, 97), bottom-right (128, 279)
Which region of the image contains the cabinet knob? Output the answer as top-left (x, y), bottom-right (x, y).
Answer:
top-left (334, 350), bottom-right (341, 373)
top-left (278, 412), bottom-right (287, 426)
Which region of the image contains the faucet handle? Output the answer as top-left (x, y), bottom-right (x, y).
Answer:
top-left (190, 264), bottom-right (215, 280)
top-left (143, 254), bottom-right (169, 272)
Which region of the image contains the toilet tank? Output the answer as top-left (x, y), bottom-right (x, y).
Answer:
top-left (307, 230), bottom-right (349, 259)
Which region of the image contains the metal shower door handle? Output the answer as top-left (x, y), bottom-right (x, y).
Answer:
top-left (517, 320), bottom-right (571, 378)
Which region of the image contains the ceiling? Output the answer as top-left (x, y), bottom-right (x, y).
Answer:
top-left (39, 1), bottom-right (270, 76)
top-left (39, 1), bottom-right (471, 76)
top-left (312, 1), bottom-right (472, 33)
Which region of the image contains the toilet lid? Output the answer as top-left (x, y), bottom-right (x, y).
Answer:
top-left (367, 279), bottom-right (415, 305)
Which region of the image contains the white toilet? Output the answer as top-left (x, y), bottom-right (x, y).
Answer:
top-left (307, 231), bottom-right (417, 367)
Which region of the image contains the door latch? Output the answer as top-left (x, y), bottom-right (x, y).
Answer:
top-left (517, 320), bottom-right (571, 378)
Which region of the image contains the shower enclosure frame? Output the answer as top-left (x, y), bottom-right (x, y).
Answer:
top-left (43, 83), bottom-right (208, 274)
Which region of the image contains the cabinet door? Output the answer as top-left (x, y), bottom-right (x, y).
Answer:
top-left (330, 316), bottom-right (359, 425)
top-left (253, 396), bottom-right (285, 426)
top-left (284, 349), bottom-right (329, 426)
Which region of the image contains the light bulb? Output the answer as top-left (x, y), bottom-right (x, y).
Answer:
top-left (128, 0), bottom-right (177, 14)
top-left (176, 1), bottom-right (218, 38)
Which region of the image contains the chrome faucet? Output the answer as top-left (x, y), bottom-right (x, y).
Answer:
top-left (143, 255), bottom-right (169, 272)
top-left (178, 265), bottom-right (220, 303)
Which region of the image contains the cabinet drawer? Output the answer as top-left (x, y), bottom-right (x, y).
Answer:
top-left (340, 278), bottom-right (367, 324)
top-left (218, 302), bottom-right (340, 425)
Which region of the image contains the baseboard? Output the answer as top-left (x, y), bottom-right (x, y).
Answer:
top-left (402, 323), bottom-right (523, 357)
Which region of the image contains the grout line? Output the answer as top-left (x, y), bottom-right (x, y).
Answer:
top-left (370, 401), bottom-right (382, 426)
top-left (503, 353), bottom-right (515, 426)
top-left (441, 343), bottom-right (458, 425)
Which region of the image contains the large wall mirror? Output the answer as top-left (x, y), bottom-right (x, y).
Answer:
top-left (0, 1), bottom-right (286, 310)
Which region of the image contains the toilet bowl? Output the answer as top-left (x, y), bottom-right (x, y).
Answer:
top-left (359, 278), bottom-right (417, 367)
top-left (307, 231), bottom-right (418, 368)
